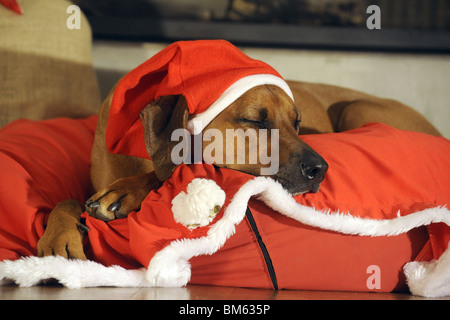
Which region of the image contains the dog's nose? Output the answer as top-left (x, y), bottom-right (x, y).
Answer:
top-left (301, 155), bottom-right (328, 181)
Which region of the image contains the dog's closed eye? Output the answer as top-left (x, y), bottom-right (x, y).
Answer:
top-left (236, 107), bottom-right (271, 129)
top-left (294, 119), bottom-right (301, 132)
top-left (237, 118), bottom-right (270, 129)
top-left (293, 107), bottom-right (301, 133)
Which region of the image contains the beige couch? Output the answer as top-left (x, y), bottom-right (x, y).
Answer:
top-left (0, 0), bottom-right (100, 128)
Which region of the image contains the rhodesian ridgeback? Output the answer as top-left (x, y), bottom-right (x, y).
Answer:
top-left (37, 79), bottom-right (441, 260)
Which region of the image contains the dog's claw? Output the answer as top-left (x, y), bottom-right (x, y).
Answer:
top-left (85, 199), bottom-right (100, 214)
top-left (76, 223), bottom-right (90, 234)
top-left (91, 201), bottom-right (100, 208)
top-left (108, 201), bottom-right (121, 212)
top-left (85, 189), bottom-right (132, 221)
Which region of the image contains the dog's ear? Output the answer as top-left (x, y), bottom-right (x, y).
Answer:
top-left (140, 95), bottom-right (189, 182)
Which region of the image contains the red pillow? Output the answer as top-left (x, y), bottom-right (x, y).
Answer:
top-left (299, 123), bottom-right (449, 220)
top-left (0, 119), bottom-right (449, 294)
top-left (84, 123), bottom-right (449, 292)
top-left (0, 117), bottom-right (96, 261)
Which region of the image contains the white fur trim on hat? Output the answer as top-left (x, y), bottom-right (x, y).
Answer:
top-left (187, 74), bottom-right (294, 135)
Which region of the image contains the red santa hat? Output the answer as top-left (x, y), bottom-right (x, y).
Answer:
top-left (106, 40), bottom-right (294, 159)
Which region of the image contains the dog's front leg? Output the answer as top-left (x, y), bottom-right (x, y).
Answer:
top-left (37, 200), bottom-right (87, 260)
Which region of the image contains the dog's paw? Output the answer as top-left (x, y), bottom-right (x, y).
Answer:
top-left (37, 200), bottom-right (87, 260)
top-left (85, 189), bottom-right (136, 221)
top-left (85, 174), bottom-right (157, 221)
top-left (37, 225), bottom-right (87, 260)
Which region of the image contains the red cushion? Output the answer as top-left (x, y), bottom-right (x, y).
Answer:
top-left (190, 200), bottom-right (429, 291)
top-left (0, 117), bottom-right (96, 261)
top-left (85, 123), bottom-right (449, 292)
top-left (189, 124), bottom-right (450, 291)
top-left (0, 118), bottom-right (448, 293)
top-left (299, 123), bottom-right (449, 220)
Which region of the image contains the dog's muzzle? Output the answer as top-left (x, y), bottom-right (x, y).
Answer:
top-left (274, 149), bottom-right (328, 196)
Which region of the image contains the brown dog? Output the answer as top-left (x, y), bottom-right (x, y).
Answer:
top-left (37, 80), bottom-right (441, 260)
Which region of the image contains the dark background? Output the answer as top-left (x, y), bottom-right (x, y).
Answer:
top-left (74, 0), bottom-right (450, 53)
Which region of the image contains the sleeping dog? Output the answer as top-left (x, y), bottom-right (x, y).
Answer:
top-left (37, 59), bottom-right (440, 262)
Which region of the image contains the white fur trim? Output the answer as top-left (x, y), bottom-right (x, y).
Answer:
top-left (0, 256), bottom-right (149, 289)
top-left (187, 74), bottom-right (294, 135)
top-left (403, 243), bottom-right (450, 298)
top-left (1, 177), bottom-right (449, 296)
top-left (172, 178), bottom-right (226, 229)
top-left (255, 179), bottom-right (450, 237)
top-left (145, 177), bottom-right (450, 291)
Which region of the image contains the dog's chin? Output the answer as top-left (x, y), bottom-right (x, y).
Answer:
top-left (276, 177), bottom-right (323, 196)
top-left (289, 182), bottom-right (321, 196)
top-left (218, 166), bottom-right (324, 196)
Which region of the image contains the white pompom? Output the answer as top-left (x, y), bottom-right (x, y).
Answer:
top-left (171, 178), bottom-right (226, 229)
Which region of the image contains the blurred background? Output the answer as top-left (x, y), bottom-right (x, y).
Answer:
top-left (75, 0), bottom-right (450, 137)
top-left (2, 0), bottom-right (449, 137)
